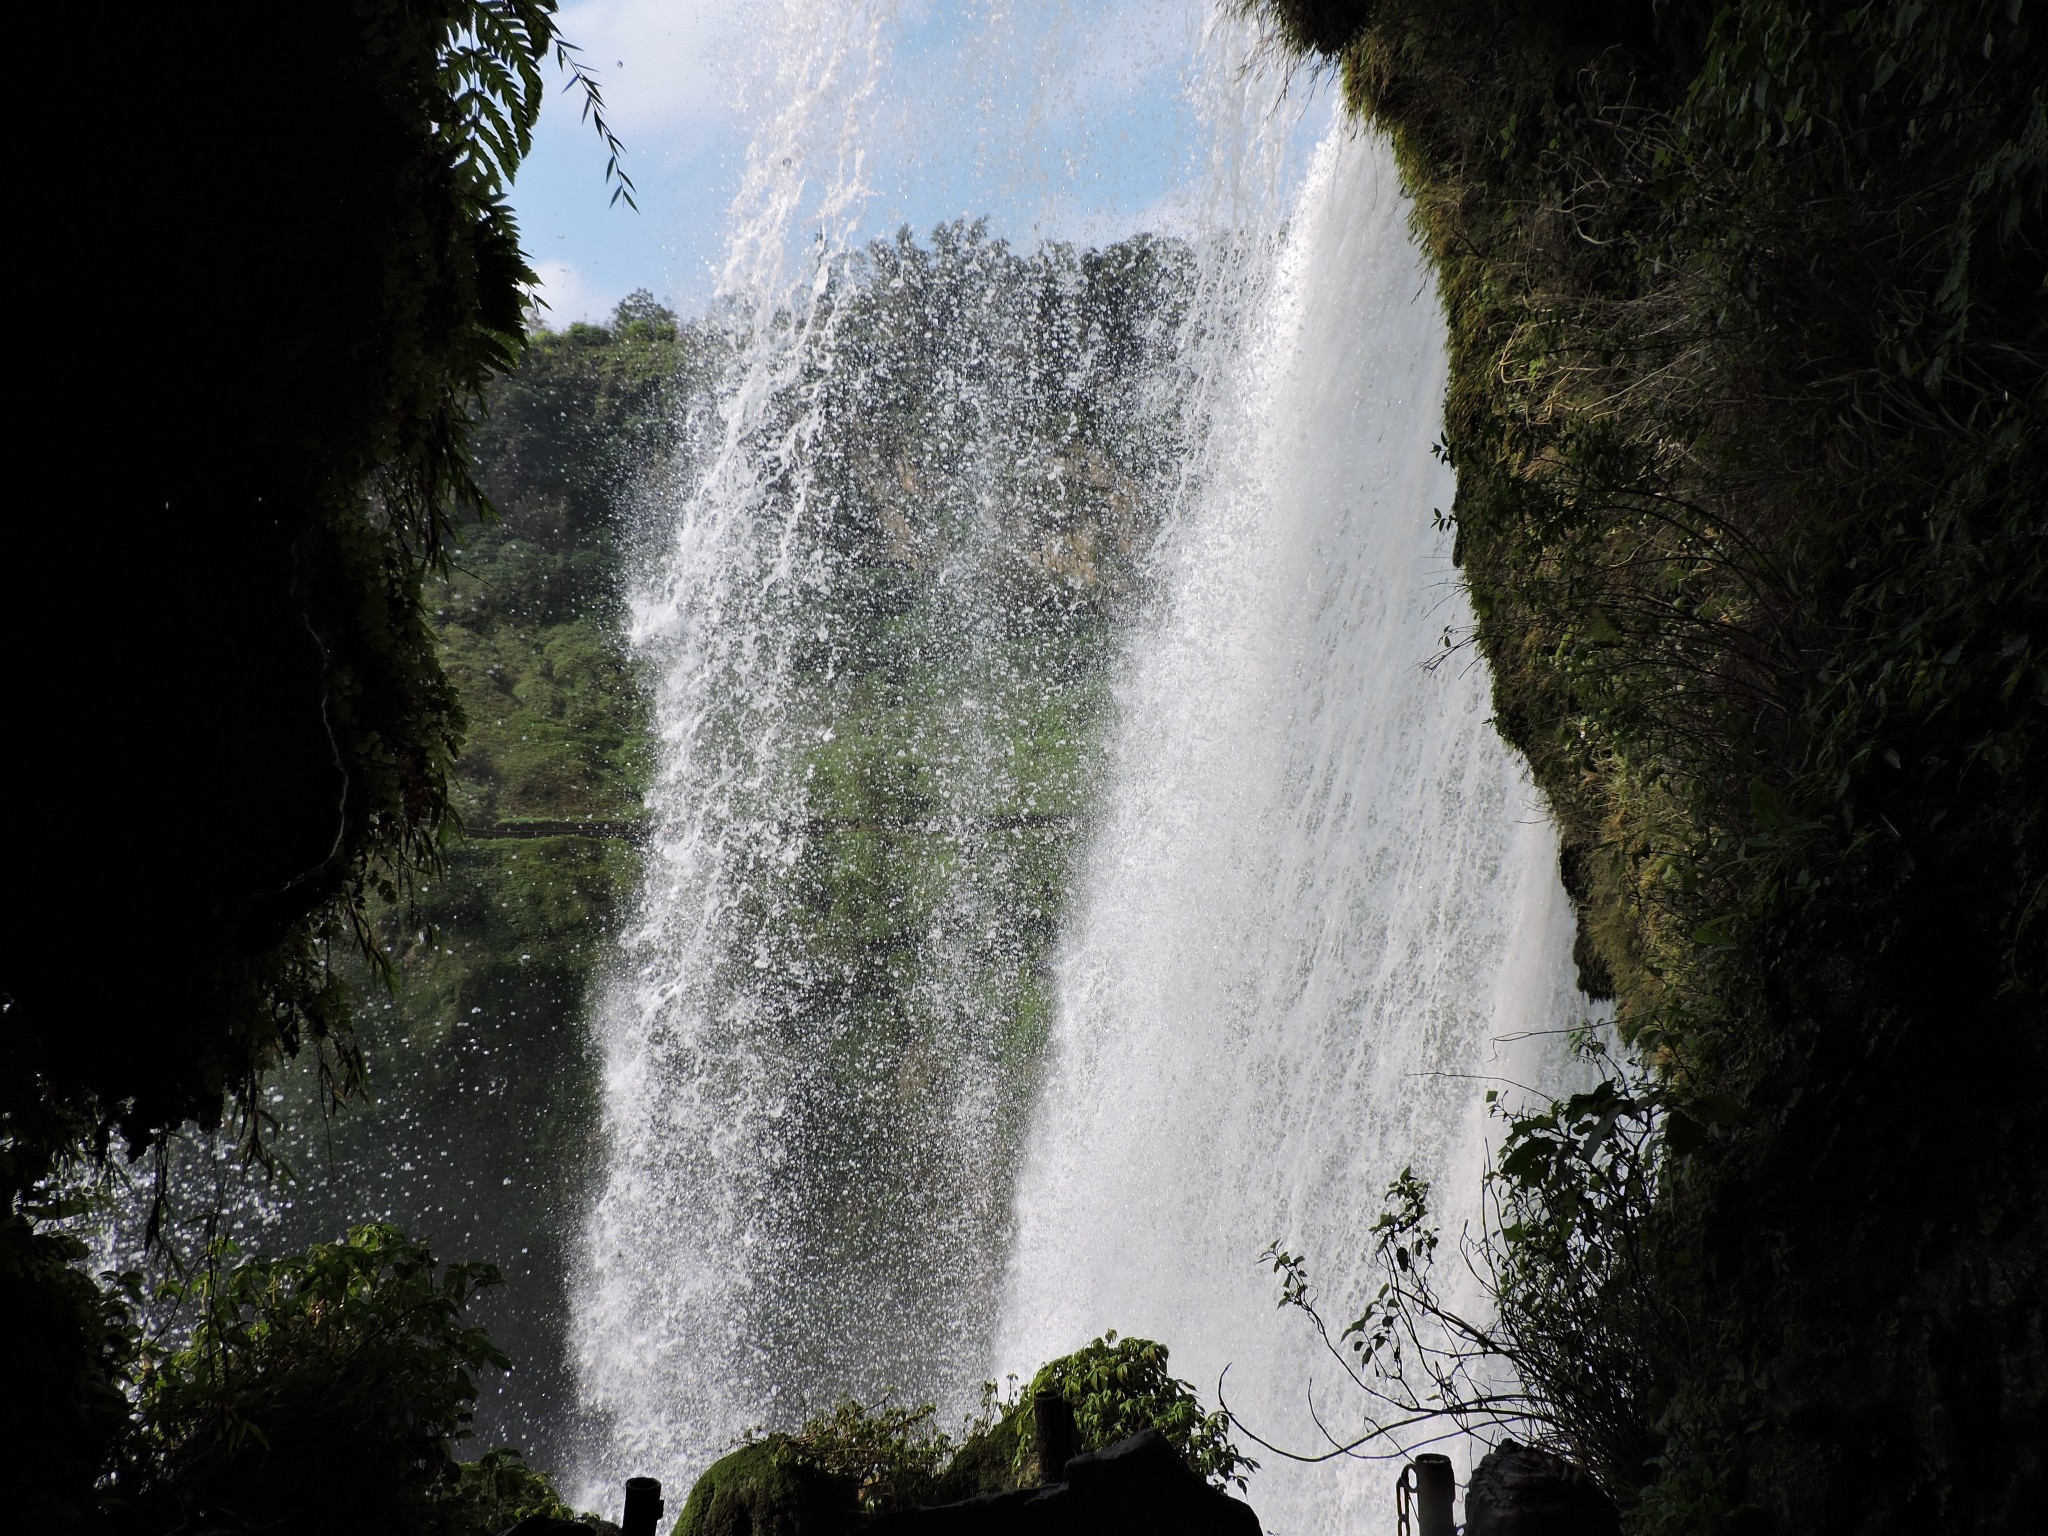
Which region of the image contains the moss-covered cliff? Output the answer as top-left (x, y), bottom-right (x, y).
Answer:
top-left (9, 10), bottom-right (626, 1522)
top-left (1258, 2), bottom-right (2043, 1530)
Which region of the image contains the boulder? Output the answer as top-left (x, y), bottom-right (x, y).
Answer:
top-left (1463, 1441), bottom-right (1620, 1536)
top-left (926, 1406), bottom-right (1029, 1504)
top-left (866, 1428), bottom-right (1261, 1536)
top-left (672, 1437), bottom-right (861, 1536)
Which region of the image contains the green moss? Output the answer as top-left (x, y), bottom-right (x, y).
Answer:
top-left (672, 1439), bottom-right (859, 1536)
top-left (928, 1408), bottom-right (1030, 1503)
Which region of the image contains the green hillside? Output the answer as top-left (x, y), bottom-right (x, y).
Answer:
top-left (213, 294), bottom-right (706, 1464)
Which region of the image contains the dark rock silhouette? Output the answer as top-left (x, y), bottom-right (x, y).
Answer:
top-left (1026, 1391), bottom-right (1080, 1486)
top-left (1464, 1441), bottom-right (1620, 1536)
top-left (867, 1428), bottom-right (1262, 1535)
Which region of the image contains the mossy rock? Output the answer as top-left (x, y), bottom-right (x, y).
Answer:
top-left (927, 1408), bottom-right (1028, 1504)
top-left (672, 1437), bottom-right (860, 1536)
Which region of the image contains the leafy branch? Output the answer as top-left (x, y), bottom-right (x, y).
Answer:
top-left (435, 4), bottom-right (636, 209)
top-left (553, 39), bottom-right (638, 210)
top-left (1252, 1169), bottom-right (1551, 1466)
top-left (1249, 1036), bottom-right (1677, 1501)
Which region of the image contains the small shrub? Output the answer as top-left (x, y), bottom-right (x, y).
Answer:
top-left (1265, 1036), bottom-right (1678, 1508)
top-left (1022, 1332), bottom-right (1256, 1492)
top-left (120, 1222), bottom-right (567, 1536)
top-left (786, 1400), bottom-right (954, 1514)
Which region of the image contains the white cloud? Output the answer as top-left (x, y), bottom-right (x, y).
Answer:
top-left (526, 258), bottom-right (627, 328)
top-left (551, 0), bottom-right (743, 135)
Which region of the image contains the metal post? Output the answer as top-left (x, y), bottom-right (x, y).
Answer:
top-left (1412, 1453), bottom-right (1455, 1536)
top-left (622, 1476), bottom-right (664, 1536)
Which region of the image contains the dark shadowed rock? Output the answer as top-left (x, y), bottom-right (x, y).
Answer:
top-left (1464, 1441), bottom-right (1620, 1536)
top-left (1028, 1391), bottom-right (1080, 1486)
top-left (866, 1428), bottom-right (1262, 1536)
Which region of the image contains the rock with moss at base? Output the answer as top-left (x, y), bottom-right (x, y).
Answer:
top-left (672, 1437), bottom-right (861, 1536)
top-left (926, 1405), bottom-right (1029, 1504)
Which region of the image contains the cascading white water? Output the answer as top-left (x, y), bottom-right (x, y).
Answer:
top-left (569, 1), bottom-right (1214, 1497)
top-left (568, 6), bottom-right (904, 1492)
top-left (572, 6), bottom-right (1588, 1527)
top-left (992, 130), bottom-right (1588, 1533)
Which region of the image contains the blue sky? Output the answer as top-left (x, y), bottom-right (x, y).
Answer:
top-left (509, 0), bottom-right (1241, 326)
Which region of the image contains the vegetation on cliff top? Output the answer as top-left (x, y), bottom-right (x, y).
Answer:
top-left (1255, 2), bottom-right (2043, 1529)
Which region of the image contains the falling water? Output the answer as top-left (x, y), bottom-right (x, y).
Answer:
top-left (993, 130), bottom-right (1588, 1532)
top-left (571, 6), bottom-right (1588, 1526)
top-left (569, 0), bottom-right (1208, 1496)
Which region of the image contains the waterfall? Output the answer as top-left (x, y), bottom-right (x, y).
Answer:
top-left (570, 6), bottom-right (1588, 1526)
top-left (992, 130), bottom-right (1587, 1533)
top-left (568, 0), bottom-right (1208, 1496)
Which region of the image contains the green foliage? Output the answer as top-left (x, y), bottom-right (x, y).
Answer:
top-left (786, 1401), bottom-right (956, 1515)
top-left (451, 1447), bottom-right (585, 1532)
top-left (1, 1191), bottom-right (142, 1535)
top-left (119, 1223), bottom-right (572, 1536)
top-left (1481, 1059), bottom-right (1686, 1517)
top-left (1267, 1174), bottom-right (1523, 1462)
top-left (1266, 1058), bottom-right (1670, 1491)
top-left (391, 288), bottom-right (701, 992)
top-left (1024, 1333), bottom-right (1255, 1492)
top-left (1258, 1), bottom-right (2046, 1527)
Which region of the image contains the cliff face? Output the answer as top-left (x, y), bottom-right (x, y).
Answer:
top-left (1260, 3), bottom-right (2044, 1530)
